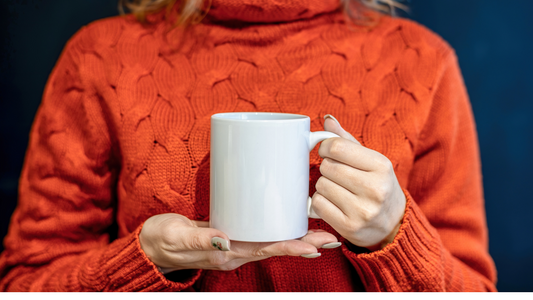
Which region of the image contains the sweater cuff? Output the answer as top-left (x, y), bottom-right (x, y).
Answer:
top-left (85, 223), bottom-right (201, 291)
top-left (341, 189), bottom-right (445, 292)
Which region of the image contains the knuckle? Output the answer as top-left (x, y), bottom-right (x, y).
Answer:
top-left (219, 262), bottom-right (238, 271)
top-left (359, 206), bottom-right (372, 222)
top-left (251, 248), bottom-right (267, 257)
top-left (319, 158), bottom-right (334, 176)
top-left (368, 206), bottom-right (381, 221)
top-left (315, 176), bottom-right (326, 192)
top-left (371, 185), bottom-right (385, 201)
top-left (372, 182), bottom-right (392, 201)
top-left (188, 234), bottom-right (204, 251)
top-left (311, 197), bottom-right (320, 211)
top-left (276, 242), bottom-right (290, 256)
top-left (359, 205), bottom-right (380, 222)
top-left (328, 138), bottom-right (345, 157)
top-left (160, 225), bottom-right (180, 246)
top-left (310, 196), bottom-right (322, 216)
top-left (159, 223), bottom-right (174, 240)
top-left (375, 155), bottom-right (393, 172)
top-left (208, 253), bottom-right (229, 267)
top-left (319, 159), bottom-right (327, 175)
top-left (226, 258), bottom-right (249, 271)
top-left (344, 219), bottom-right (360, 233)
top-left (312, 192), bottom-right (325, 209)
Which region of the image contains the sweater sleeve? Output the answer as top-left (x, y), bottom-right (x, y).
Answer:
top-left (0, 27), bottom-right (201, 291)
top-left (341, 51), bottom-right (497, 291)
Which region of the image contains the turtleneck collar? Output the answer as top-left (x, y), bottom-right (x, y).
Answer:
top-left (206, 0), bottom-right (341, 23)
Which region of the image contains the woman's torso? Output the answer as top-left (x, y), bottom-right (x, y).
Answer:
top-left (74, 2), bottom-right (450, 290)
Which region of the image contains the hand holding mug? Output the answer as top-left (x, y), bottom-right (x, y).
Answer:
top-left (311, 115), bottom-right (407, 251)
top-left (139, 213), bottom-right (339, 273)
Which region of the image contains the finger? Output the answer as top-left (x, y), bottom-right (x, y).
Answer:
top-left (315, 175), bottom-right (359, 215)
top-left (299, 230), bottom-right (338, 248)
top-left (318, 136), bottom-right (386, 172)
top-left (323, 114), bottom-right (361, 144)
top-left (307, 229), bottom-right (328, 233)
top-left (169, 226), bottom-right (231, 252)
top-left (245, 239), bottom-right (319, 257)
top-left (311, 192), bottom-right (350, 231)
top-left (228, 231), bottom-right (337, 262)
top-left (320, 157), bottom-right (378, 196)
top-left (192, 220), bottom-right (209, 228)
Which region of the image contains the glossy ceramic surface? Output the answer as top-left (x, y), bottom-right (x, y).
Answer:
top-left (210, 113), bottom-right (338, 242)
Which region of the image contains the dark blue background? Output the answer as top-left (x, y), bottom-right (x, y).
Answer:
top-left (1, 0), bottom-right (532, 291)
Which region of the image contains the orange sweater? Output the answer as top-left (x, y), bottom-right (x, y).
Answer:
top-left (0, 0), bottom-right (497, 291)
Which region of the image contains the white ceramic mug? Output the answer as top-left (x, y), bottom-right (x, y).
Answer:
top-left (210, 112), bottom-right (339, 242)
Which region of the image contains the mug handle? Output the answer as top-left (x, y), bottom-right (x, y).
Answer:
top-left (307, 131), bottom-right (340, 219)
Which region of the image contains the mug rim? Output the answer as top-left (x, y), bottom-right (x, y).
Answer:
top-left (211, 112), bottom-right (309, 122)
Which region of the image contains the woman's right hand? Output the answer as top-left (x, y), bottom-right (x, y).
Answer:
top-left (139, 213), bottom-right (339, 274)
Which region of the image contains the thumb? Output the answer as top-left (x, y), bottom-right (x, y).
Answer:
top-left (185, 226), bottom-right (232, 252)
top-left (323, 114), bottom-right (361, 145)
top-left (191, 220), bottom-right (231, 251)
top-left (149, 214), bottom-right (232, 252)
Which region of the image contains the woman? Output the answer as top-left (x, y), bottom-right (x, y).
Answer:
top-left (0, 0), bottom-right (497, 291)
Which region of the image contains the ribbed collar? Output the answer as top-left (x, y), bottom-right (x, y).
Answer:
top-left (206, 0), bottom-right (341, 23)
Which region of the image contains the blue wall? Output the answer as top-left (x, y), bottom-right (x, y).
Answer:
top-left (405, 1), bottom-right (533, 292)
top-left (1, 0), bottom-right (532, 291)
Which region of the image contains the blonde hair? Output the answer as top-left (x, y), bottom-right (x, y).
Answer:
top-left (118, 0), bottom-right (407, 25)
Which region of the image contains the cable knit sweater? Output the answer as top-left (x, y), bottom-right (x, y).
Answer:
top-left (0, 0), bottom-right (497, 292)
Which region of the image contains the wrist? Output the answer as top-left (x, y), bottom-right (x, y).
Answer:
top-left (365, 220), bottom-right (402, 252)
top-left (365, 187), bottom-right (407, 252)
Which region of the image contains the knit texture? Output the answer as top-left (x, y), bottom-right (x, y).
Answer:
top-left (0, 0), bottom-right (496, 291)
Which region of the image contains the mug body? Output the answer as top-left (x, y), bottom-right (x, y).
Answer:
top-left (210, 112), bottom-right (310, 242)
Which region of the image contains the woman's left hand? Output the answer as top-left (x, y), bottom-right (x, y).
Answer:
top-left (311, 115), bottom-right (407, 251)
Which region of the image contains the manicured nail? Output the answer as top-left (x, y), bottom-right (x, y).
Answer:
top-left (324, 114), bottom-right (343, 129)
top-left (301, 253), bottom-right (321, 259)
top-left (321, 242), bottom-right (342, 249)
top-left (211, 237), bottom-right (230, 251)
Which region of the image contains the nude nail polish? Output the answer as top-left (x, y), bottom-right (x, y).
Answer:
top-left (301, 253), bottom-right (321, 259)
top-left (211, 237), bottom-right (230, 251)
top-left (321, 242), bottom-right (342, 249)
top-left (323, 114), bottom-right (343, 129)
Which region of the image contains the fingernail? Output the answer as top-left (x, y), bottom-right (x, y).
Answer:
top-left (301, 253), bottom-right (321, 259)
top-left (324, 114), bottom-right (344, 130)
top-left (211, 237), bottom-right (230, 251)
top-left (321, 242), bottom-right (342, 249)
